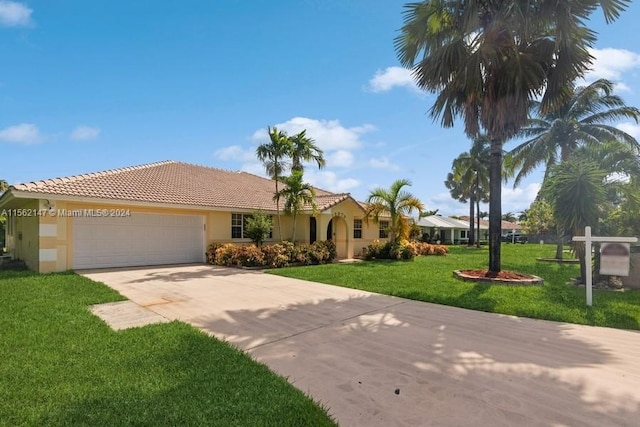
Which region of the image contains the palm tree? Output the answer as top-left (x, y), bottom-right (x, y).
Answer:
top-left (445, 136), bottom-right (490, 246)
top-left (256, 127), bottom-right (292, 240)
top-left (509, 79), bottom-right (639, 259)
top-left (0, 180), bottom-right (8, 193)
top-left (395, 0), bottom-right (631, 272)
top-left (365, 179), bottom-right (424, 243)
top-left (509, 79), bottom-right (640, 186)
top-left (543, 160), bottom-right (607, 282)
top-left (502, 212), bottom-right (517, 223)
top-left (274, 171), bottom-right (316, 241)
top-left (290, 130), bottom-right (325, 173)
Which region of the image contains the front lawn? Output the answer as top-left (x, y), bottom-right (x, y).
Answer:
top-left (269, 244), bottom-right (640, 330)
top-left (0, 271), bottom-right (335, 427)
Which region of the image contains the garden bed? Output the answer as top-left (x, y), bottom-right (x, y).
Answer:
top-left (454, 269), bottom-right (543, 285)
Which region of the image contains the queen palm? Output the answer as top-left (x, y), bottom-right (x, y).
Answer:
top-left (509, 79), bottom-right (640, 186)
top-left (445, 135), bottom-right (490, 246)
top-left (365, 179), bottom-right (424, 243)
top-left (395, 0), bottom-right (631, 272)
top-left (256, 127), bottom-right (292, 240)
top-left (290, 130), bottom-right (325, 173)
top-left (274, 171), bottom-right (316, 241)
top-left (509, 79), bottom-right (639, 259)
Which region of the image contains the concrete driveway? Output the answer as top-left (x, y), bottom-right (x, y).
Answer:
top-left (81, 264), bottom-right (640, 427)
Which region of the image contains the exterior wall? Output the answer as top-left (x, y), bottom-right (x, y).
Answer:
top-left (10, 200), bottom-right (40, 271)
top-left (7, 196), bottom-right (386, 271)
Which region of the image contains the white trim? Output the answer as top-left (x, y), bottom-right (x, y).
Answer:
top-left (39, 224), bottom-right (57, 237)
top-left (39, 248), bottom-right (57, 262)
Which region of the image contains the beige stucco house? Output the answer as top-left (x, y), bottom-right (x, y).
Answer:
top-left (0, 161), bottom-right (387, 272)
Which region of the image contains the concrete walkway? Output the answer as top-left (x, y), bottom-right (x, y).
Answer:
top-left (81, 264), bottom-right (640, 427)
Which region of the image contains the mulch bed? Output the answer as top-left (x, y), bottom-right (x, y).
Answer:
top-left (454, 269), bottom-right (543, 285)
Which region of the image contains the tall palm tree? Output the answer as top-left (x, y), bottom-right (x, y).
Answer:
top-left (365, 179), bottom-right (424, 243)
top-left (274, 171), bottom-right (316, 241)
top-left (290, 130), bottom-right (325, 173)
top-left (509, 79), bottom-right (639, 259)
top-left (445, 135), bottom-right (490, 246)
top-left (395, 0), bottom-right (631, 272)
top-left (256, 127), bottom-right (292, 240)
top-left (542, 160), bottom-right (607, 282)
top-left (509, 79), bottom-right (640, 186)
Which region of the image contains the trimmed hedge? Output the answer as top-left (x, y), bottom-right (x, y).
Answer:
top-left (363, 240), bottom-right (448, 261)
top-left (206, 240), bottom-right (337, 268)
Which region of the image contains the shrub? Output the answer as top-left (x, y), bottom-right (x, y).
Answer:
top-left (206, 242), bottom-right (224, 264)
top-left (244, 211), bottom-right (273, 246)
top-left (261, 244), bottom-right (290, 268)
top-left (363, 240), bottom-right (448, 261)
top-left (205, 240), bottom-right (338, 269)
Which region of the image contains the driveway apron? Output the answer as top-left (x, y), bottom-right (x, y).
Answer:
top-left (81, 264), bottom-right (640, 427)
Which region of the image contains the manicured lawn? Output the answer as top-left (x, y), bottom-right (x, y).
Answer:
top-left (0, 270), bottom-right (335, 427)
top-left (269, 244), bottom-right (640, 330)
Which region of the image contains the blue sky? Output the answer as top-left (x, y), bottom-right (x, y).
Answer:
top-left (1, 1), bottom-right (639, 215)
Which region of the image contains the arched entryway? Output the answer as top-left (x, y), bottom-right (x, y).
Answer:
top-left (326, 217), bottom-right (348, 259)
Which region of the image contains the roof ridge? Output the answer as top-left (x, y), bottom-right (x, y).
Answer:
top-left (13, 160), bottom-right (176, 190)
top-left (172, 160), bottom-right (237, 174)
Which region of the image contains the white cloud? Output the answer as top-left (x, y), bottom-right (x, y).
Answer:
top-left (252, 117), bottom-right (375, 151)
top-left (0, 1), bottom-right (33, 27)
top-left (305, 170), bottom-right (360, 193)
top-left (367, 66), bottom-right (418, 93)
top-left (368, 156), bottom-right (399, 171)
top-left (584, 48), bottom-right (640, 85)
top-left (70, 125), bottom-right (100, 141)
top-left (616, 122), bottom-right (640, 139)
top-left (327, 150), bottom-right (354, 168)
top-left (0, 123), bottom-right (41, 144)
top-left (501, 183), bottom-right (541, 214)
top-left (214, 145), bottom-right (256, 162)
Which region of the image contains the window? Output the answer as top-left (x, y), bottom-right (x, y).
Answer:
top-left (460, 230), bottom-right (468, 239)
top-left (379, 220), bottom-right (389, 239)
top-left (231, 213), bottom-right (243, 238)
top-left (353, 219), bottom-right (362, 239)
top-left (231, 213), bottom-right (273, 239)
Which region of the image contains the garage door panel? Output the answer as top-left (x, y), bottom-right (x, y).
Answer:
top-left (73, 212), bottom-right (205, 269)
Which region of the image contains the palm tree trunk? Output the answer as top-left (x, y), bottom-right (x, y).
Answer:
top-left (292, 212), bottom-right (297, 242)
top-left (469, 196), bottom-right (475, 246)
top-left (275, 176), bottom-right (283, 241)
top-left (489, 137), bottom-right (503, 273)
top-left (555, 225), bottom-right (564, 260)
top-left (476, 197), bottom-right (481, 249)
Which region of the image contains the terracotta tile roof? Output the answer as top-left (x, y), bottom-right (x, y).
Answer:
top-left (10, 160), bottom-right (344, 212)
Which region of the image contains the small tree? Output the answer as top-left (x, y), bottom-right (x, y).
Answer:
top-left (521, 200), bottom-right (555, 237)
top-left (275, 171), bottom-right (316, 241)
top-left (244, 211), bottom-right (272, 246)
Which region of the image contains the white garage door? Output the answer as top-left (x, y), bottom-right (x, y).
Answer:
top-left (73, 212), bottom-right (205, 269)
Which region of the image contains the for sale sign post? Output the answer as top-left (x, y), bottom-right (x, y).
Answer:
top-left (600, 243), bottom-right (631, 276)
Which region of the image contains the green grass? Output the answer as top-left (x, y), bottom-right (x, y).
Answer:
top-left (269, 244), bottom-right (640, 330)
top-left (0, 270), bottom-right (335, 427)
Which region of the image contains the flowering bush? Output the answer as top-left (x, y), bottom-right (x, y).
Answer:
top-left (205, 240), bottom-right (337, 268)
top-left (363, 239), bottom-right (448, 261)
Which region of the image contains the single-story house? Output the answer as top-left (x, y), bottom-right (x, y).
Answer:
top-left (459, 217), bottom-right (522, 236)
top-left (416, 215), bottom-right (488, 244)
top-left (0, 161), bottom-right (389, 272)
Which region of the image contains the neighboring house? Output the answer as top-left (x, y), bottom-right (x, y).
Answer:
top-left (416, 215), bottom-right (488, 244)
top-left (459, 217), bottom-right (522, 236)
top-left (0, 161), bottom-right (386, 272)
